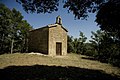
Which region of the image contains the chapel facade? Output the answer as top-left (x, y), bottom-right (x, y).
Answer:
top-left (28, 16), bottom-right (68, 56)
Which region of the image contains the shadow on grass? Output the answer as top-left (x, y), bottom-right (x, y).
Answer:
top-left (0, 65), bottom-right (119, 80)
top-left (81, 56), bottom-right (97, 61)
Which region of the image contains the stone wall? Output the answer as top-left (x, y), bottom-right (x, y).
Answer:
top-left (28, 24), bottom-right (67, 56)
top-left (28, 27), bottom-right (49, 54)
top-left (48, 24), bottom-right (67, 56)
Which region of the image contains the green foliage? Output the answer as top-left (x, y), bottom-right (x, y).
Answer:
top-left (16, 0), bottom-right (59, 13)
top-left (83, 43), bottom-right (97, 56)
top-left (109, 45), bottom-right (120, 67)
top-left (72, 38), bottom-right (79, 53)
top-left (68, 29), bottom-right (120, 67)
top-left (96, 0), bottom-right (120, 39)
top-left (67, 35), bottom-right (74, 53)
top-left (87, 30), bottom-right (120, 67)
top-left (16, 0), bottom-right (120, 43)
top-left (2, 0), bottom-right (120, 67)
top-left (0, 3), bottom-right (32, 54)
top-left (77, 31), bottom-right (87, 54)
top-left (16, 0), bottom-right (108, 19)
top-left (67, 31), bottom-right (87, 54)
top-left (0, 3), bottom-right (12, 53)
top-left (63, 0), bottom-right (104, 19)
top-left (94, 0), bottom-right (120, 67)
top-left (89, 30), bottom-right (105, 57)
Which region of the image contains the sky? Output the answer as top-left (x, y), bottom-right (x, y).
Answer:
top-left (0, 0), bottom-right (100, 41)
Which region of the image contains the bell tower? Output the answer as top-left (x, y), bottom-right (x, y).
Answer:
top-left (56, 15), bottom-right (62, 25)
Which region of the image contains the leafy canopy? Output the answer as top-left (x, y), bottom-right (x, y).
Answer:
top-left (16, 0), bottom-right (120, 37)
top-left (0, 3), bottom-right (32, 53)
top-left (96, 0), bottom-right (120, 39)
top-left (16, 0), bottom-right (108, 19)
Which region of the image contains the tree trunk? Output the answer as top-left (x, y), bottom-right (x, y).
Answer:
top-left (26, 38), bottom-right (28, 52)
top-left (11, 39), bottom-right (14, 54)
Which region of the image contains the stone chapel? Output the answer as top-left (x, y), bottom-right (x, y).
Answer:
top-left (28, 16), bottom-right (68, 56)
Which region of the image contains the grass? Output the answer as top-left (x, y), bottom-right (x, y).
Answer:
top-left (0, 53), bottom-right (120, 80)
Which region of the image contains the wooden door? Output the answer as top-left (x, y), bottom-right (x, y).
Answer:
top-left (56, 42), bottom-right (62, 55)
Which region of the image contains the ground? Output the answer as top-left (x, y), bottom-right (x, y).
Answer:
top-left (0, 53), bottom-right (120, 80)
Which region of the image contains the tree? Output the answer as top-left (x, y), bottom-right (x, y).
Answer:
top-left (89, 30), bottom-right (105, 58)
top-left (18, 20), bottom-right (32, 52)
top-left (77, 31), bottom-right (87, 54)
top-left (89, 30), bottom-right (120, 66)
top-left (96, 0), bottom-right (120, 40)
top-left (0, 3), bottom-right (32, 54)
top-left (67, 35), bottom-right (74, 53)
top-left (94, 0), bottom-right (120, 65)
top-left (15, 0), bottom-right (120, 66)
top-left (16, 0), bottom-right (59, 13)
top-left (67, 32), bottom-right (87, 54)
top-left (16, 0), bottom-right (110, 19)
top-left (10, 8), bottom-right (24, 53)
top-left (0, 3), bottom-right (12, 53)
top-left (72, 38), bottom-right (79, 53)
top-left (16, 0), bottom-right (120, 36)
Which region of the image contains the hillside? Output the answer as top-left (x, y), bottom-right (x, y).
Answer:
top-left (0, 53), bottom-right (120, 80)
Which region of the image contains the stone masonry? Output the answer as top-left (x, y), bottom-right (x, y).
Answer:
top-left (28, 16), bottom-right (68, 56)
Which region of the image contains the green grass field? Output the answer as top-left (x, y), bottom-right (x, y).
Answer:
top-left (0, 53), bottom-right (120, 80)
